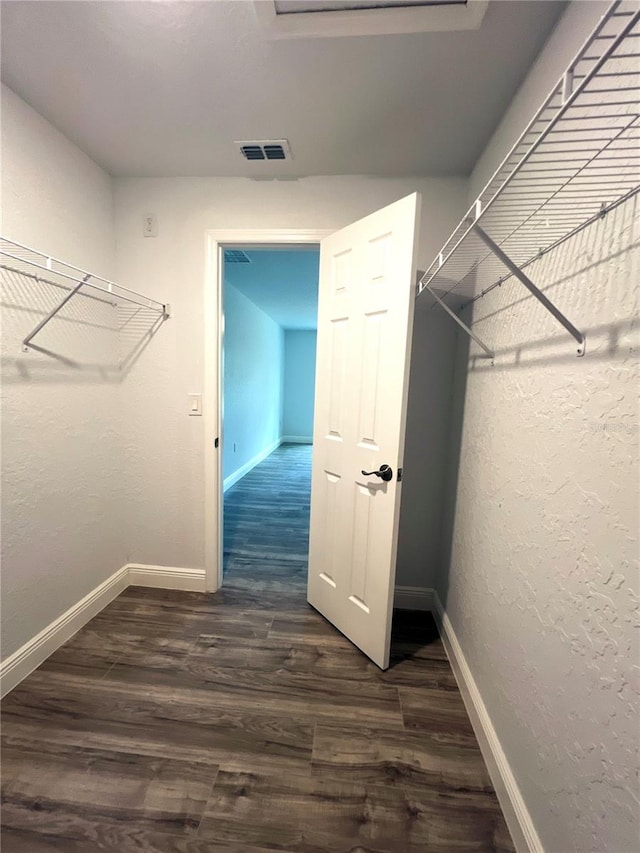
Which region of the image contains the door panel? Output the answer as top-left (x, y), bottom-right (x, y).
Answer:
top-left (327, 318), bottom-right (348, 439)
top-left (308, 193), bottom-right (421, 669)
top-left (358, 310), bottom-right (386, 448)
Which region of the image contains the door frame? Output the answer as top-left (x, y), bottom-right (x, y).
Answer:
top-left (204, 229), bottom-right (332, 592)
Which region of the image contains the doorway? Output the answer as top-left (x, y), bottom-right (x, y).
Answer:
top-left (205, 195), bottom-right (421, 671)
top-left (204, 230), bottom-right (330, 594)
top-left (221, 245), bottom-right (320, 585)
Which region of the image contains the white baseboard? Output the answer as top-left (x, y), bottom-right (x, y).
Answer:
top-left (223, 438), bottom-right (281, 492)
top-left (393, 585), bottom-right (433, 611)
top-left (127, 563), bottom-right (206, 592)
top-left (1, 563), bottom-right (207, 698)
top-left (432, 591), bottom-right (542, 853)
top-left (280, 435), bottom-right (313, 444)
top-left (0, 566), bottom-right (129, 698)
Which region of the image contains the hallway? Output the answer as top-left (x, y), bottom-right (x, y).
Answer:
top-left (1, 442), bottom-right (515, 851)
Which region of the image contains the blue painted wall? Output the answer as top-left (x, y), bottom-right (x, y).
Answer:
top-left (283, 331), bottom-right (317, 442)
top-left (223, 282), bottom-right (283, 486)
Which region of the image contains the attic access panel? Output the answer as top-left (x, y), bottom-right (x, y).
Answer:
top-left (275, 1), bottom-right (467, 12)
top-left (255, 0), bottom-right (486, 37)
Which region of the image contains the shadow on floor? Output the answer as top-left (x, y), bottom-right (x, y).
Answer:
top-left (389, 609), bottom-right (443, 669)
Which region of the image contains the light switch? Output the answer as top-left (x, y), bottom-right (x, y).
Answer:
top-left (188, 393), bottom-right (202, 416)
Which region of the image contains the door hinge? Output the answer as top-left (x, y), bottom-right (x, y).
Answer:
top-left (397, 468), bottom-right (403, 482)
top-left (215, 437), bottom-right (219, 448)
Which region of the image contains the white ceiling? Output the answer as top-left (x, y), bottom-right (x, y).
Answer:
top-left (0, 1), bottom-right (566, 178)
top-left (224, 248), bottom-right (319, 329)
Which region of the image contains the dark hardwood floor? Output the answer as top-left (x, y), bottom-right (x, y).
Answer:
top-left (1, 444), bottom-right (515, 852)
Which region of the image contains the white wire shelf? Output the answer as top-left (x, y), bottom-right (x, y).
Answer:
top-left (418, 0), bottom-right (640, 356)
top-left (0, 237), bottom-right (170, 355)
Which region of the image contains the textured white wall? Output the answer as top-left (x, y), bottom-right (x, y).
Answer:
top-left (442, 195), bottom-right (639, 853)
top-left (437, 3), bottom-right (640, 849)
top-left (1, 86), bottom-right (121, 658)
top-left (114, 176), bottom-right (467, 579)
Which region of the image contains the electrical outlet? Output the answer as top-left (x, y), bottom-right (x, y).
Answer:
top-left (143, 214), bottom-right (157, 237)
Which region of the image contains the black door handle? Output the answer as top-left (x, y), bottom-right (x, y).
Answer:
top-left (361, 464), bottom-right (393, 482)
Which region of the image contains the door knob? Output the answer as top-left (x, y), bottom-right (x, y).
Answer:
top-left (361, 464), bottom-right (393, 482)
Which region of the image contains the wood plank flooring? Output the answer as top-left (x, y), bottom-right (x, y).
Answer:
top-left (224, 443), bottom-right (312, 572)
top-left (1, 443), bottom-right (515, 852)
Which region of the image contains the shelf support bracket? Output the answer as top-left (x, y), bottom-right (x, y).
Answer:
top-left (22, 274), bottom-right (90, 353)
top-left (424, 283), bottom-right (494, 360)
top-left (473, 225), bottom-right (585, 356)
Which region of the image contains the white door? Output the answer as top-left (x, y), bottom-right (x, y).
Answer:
top-left (307, 193), bottom-right (421, 669)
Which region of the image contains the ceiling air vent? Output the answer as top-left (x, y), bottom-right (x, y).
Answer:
top-left (236, 139), bottom-right (293, 162)
top-left (224, 250), bottom-right (252, 264)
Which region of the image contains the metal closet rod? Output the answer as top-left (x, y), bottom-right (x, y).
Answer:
top-left (0, 238), bottom-right (168, 314)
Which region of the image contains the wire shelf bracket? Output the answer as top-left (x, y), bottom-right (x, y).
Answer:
top-left (0, 237), bottom-right (171, 357)
top-left (21, 274), bottom-right (91, 354)
top-left (417, 0), bottom-right (640, 359)
top-left (473, 224), bottom-right (586, 356)
top-left (424, 282), bottom-right (495, 360)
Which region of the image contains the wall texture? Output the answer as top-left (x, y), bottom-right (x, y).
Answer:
top-left (437, 4), bottom-right (640, 850)
top-left (441, 193), bottom-right (639, 853)
top-left (283, 330), bottom-right (317, 442)
top-left (113, 176), bottom-right (467, 576)
top-left (223, 283), bottom-right (283, 485)
top-left (1, 85), bottom-right (120, 658)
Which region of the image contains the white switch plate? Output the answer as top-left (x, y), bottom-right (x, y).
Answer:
top-left (188, 393), bottom-right (202, 416)
top-left (143, 213), bottom-right (158, 237)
